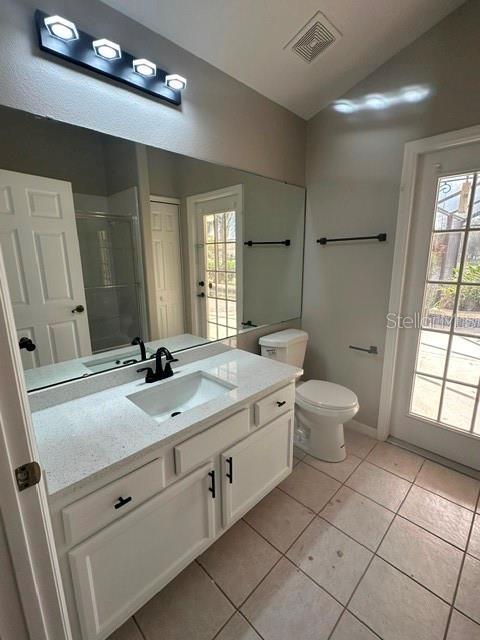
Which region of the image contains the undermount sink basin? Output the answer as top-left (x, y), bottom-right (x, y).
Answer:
top-left (127, 371), bottom-right (236, 423)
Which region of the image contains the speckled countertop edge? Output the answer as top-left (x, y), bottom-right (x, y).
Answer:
top-left (32, 349), bottom-right (301, 499)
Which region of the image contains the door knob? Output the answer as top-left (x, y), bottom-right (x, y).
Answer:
top-left (197, 292), bottom-right (205, 298)
top-left (72, 304), bottom-right (85, 313)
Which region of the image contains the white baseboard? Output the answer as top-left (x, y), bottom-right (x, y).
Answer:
top-left (345, 419), bottom-right (379, 440)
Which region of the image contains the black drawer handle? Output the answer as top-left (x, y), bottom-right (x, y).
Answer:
top-left (114, 496), bottom-right (132, 510)
top-left (208, 470), bottom-right (216, 498)
top-left (226, 457), bottom-right (233, 484)
top-left (276, 400), bottom-right (286, 407)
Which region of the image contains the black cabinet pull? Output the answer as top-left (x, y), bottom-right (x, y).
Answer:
top-left (208, 470), bottom-right (216, 498)
top-left (114, 496), bottom-right (132, 510)
top-left (226, 457), bottom-right (233, 484)
top-left (276, 400), bottom-right (286, 407)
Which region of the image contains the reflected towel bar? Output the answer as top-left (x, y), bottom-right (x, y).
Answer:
top-left (244, 239), bottom-right (291, 246)
top-left (349, 345), bottom-right (378, 354)
top-left (317, 233), bottom-right (387, 245)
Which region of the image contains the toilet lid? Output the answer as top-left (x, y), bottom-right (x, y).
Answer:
top-left (296, 380), bottom-right (358, 411)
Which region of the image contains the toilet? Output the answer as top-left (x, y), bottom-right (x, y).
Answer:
top-left (259, 329), bottom-right (359, 462)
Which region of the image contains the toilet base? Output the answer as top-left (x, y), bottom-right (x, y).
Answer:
top-left (295, 405), bottom-right (349, 463)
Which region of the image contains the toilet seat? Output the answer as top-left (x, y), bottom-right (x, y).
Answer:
top-left (296, 380), bottom-right (358, 411)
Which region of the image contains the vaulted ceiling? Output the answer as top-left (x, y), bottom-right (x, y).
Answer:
top-left (101, 0), bottom-right (466, 119)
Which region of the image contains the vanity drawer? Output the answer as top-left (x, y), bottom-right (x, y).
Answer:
top-left (62, 458), bottom-right (165, 546)
top-left (254, 383), bottom-right (295, 427)
top-left (174, 408), bottom-right (249, 475)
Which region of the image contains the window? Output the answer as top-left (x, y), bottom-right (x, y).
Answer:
top-left (411, 172), bottom-right (480, 435)
top-left (203, 211), bottom-right (238, 340)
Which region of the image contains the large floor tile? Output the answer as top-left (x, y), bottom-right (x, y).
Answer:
top-left (215, 613), bottom-right (262, 640)
top-left (331, 611), bottom-right (380, 640)
top-left (349, 557), bottom-right (450, 640)
top-left (243, 488), bottom-right (314, 552)
top-left (107, 618), bottom-right (143, 640)
top-left (447, 610), bottom-right (480, 640)
top-left (415, 460), bottom-right (480, 510)
top-left (377, 516), bottom-right (463, 602)
top-left (321, 486), bottom-right (394, 551)
top-left (399, 485), bottom-right (473, 549)
top-left (455, 555), bottom-right (480, 624)
top-left (366, 442), bottom-right (423, 481)
top-left (468, 514), bottom-right (480, 560)
top-left (346, 461), bottom-right (410, 511)
top-left (135, 562), bottom-right (234, 640)
top-left (344, 428), bottom-right (377, 458)
top-left (287, 517), bottom-right (372, 604)
top-left (279, 461), bottom-right (340, 512)
top-left (304, 453), bottom-right (362, 482)
top-left (198, 519), bottom-right (280, 606)
top-left (241, 558), bottom-right (342, 640)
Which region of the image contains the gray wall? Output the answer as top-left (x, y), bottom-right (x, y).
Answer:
top-left (0, 106), bottom-right (140, 198)
top-left (0, 108), bottom-right (109, 195)
top-left (0, 0), bottom-right (305, 187)
top-left (303, 0), bottom-right (480, 429)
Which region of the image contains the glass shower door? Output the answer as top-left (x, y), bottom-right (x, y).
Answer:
top-left (76, 212), bottom-right (144, 353)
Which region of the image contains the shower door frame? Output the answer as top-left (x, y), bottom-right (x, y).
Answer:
top-left (75, 210), bottom-right (148, 352)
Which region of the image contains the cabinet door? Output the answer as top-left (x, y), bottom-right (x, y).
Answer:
top-left (69, 463), bottom-right (216, 640)
top-left (221, 411), bottom-right (293, 528)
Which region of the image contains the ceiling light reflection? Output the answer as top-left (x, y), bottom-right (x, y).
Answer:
top-left (332, 84), bottom-right (431, 114)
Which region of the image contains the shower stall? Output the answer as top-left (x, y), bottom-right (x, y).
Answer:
top-left (75, 208), bottom-right (147, 353)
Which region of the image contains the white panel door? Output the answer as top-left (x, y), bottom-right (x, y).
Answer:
top-left (190, 187), bottom-right (243, 341)
top-left (0, 169), bottom-right (91, 367)
top-left (69, 462), bottom-right (216, 640)
top-left (221, 411), bottom-right (293, 527)
top-left (150, 200), bottom-right (184, 338)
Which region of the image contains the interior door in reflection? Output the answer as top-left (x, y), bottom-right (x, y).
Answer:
top-left (0, 169), bottom-right (91, 368)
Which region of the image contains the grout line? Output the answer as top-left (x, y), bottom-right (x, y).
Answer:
top-left (237, 610), bottom-right (267, 640)
top-left (195, 558), bottom-right (241, 611)
top-left (279, 464), bottom-right (472, 554)
top-left (210, 610), bottom-right (241, 640)
top-left (442, 489), bottom-right (480, 640)
top-left (411, 480), bottom-right (480, 513)
top-left (326, 451), bottom-right (427, 639)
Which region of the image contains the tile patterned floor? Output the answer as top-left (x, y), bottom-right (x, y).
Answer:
top-left (108, 429), bottom-right (480, 640)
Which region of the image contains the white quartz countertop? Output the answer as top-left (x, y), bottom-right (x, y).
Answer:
top-left (32, 350), bottom-right (300, 498)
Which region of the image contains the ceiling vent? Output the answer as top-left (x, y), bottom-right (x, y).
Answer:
top-left (285, 11), bottom-right (342, 64)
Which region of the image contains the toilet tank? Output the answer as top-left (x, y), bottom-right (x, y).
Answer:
top-left (259, 329), bottom-right (308, 368)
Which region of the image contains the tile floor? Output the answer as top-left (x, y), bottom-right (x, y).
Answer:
top-left (108, 428), bottom-right (480, 640)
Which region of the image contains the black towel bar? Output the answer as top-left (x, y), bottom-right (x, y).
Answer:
top-left (244, 239), bottom-right (291, 246)
top-left (317, 233), bottom-right (387, 245)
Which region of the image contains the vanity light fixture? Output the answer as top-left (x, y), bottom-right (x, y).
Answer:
top-left (133, 58), bottom-right (157, 77)
top-left (35, 10), bottom-right (182, 106)
top-left (93, 38), bottom-right (121, 60)
top-left (44, 15), bottom-right (78, 41)
top-left (165, 74), bottom-right (187, 91)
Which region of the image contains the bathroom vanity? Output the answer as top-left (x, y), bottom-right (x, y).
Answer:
top-left (31, 347), bottom-right (300, 640)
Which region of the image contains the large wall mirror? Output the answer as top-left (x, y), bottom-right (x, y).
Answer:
top-left (0, 105), bottom-right (305, 391)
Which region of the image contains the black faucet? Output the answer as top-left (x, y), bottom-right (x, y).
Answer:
top-left (131, 336), bottom-right (147, 361)
top-left (138, 347), bottom-right (178, 383)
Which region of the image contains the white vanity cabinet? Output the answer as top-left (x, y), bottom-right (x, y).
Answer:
top-left (55, 381), bottom-right (295, 640)
top-left (69, 462), bottom-right (216, 640)
top-left (221, 412), bottom-right (293, 527)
